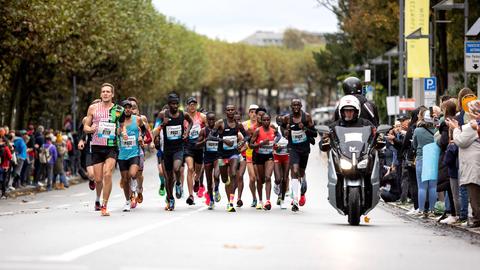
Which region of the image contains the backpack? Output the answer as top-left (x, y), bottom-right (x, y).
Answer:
top-left (66, 139), bottom-right (73, 153)
top-left (39, 145), bottom-right (52, 164)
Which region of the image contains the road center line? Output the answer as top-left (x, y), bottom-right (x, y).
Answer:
top-left (42, 206), bottom-right (207, 262)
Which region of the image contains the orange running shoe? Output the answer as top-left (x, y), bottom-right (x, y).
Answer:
top-left (101, 206), bottom-right (110, 216)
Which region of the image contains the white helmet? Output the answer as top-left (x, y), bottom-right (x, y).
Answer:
top-left (338, 95), bottom-right (361, 122)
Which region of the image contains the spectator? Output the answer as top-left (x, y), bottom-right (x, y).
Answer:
top-left (12, 130), bottom-right (27, 188)
top-left (449, 99), bottom-right (480, 228)
top-left (404, 108), bottom-right (423, 215)
top-left (413, 108), bottom-right (436, 217)
top-left (53, 134), bottom-right (69, 189)
top-left (0, 136), bottom-right (12, 199)
top-left (34, 125), bottom-right (46, 186)
top-left (41, 136), bottom-right (57, 191)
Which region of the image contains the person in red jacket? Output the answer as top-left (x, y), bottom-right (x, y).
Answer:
top-left (0, 136), bottom-right (13, 199)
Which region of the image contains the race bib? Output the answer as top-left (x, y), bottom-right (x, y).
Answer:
top-left (166, 125), bottom-right (182, 140)
top-left (121, 135), bottom-right (137, 149)
top-left (258, 141), bottom-right (274, 154)
top-left (98, 121), bottom-right (116, 139)
top-left (189, 124), bottom-right (201, 140)
top-left (222, 136), bottom-right (237, 150)
top-left (291, 130), bottom-right (307, 144)
top-left (206, 140), bottom-right (218, 152)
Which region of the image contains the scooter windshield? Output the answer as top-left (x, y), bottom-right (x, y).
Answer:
top-left (333, 126), bottom-right (372, 159)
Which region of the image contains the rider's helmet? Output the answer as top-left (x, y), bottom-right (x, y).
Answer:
top-left (342, 77), bottom-right (363, 95)
top-left (338, 95), bottom-right (361, 123)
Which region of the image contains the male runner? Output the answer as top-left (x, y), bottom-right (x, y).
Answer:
top-left (242, 104), bottom-right (259, 207)
top-left (84, 83), bottom-right (125, 216)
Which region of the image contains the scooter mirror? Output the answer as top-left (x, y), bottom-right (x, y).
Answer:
top-left (316, 125), bottom-right (330, 134)
top-left (377, 124), bottom-right (391, 134)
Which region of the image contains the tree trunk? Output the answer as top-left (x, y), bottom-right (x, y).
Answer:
top-left (436, 10), bottom-right (448, 97)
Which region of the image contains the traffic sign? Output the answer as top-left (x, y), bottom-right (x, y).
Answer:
top-left (424, 77), bottom-right (436, 91)
top-left (399, 98), bottom-right (416, 111)
top-left (465, 41), bottom-right (480, 73)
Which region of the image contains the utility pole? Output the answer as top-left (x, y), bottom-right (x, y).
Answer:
top-left (399, 0), bottom-right (405, 97)
top-left (72, 75), bottom-right (77, 132)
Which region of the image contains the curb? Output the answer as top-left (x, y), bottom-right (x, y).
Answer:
top-left (5, 176), bottom-right (86, 199)
top-left (381, 201), bottom-right (480, 242)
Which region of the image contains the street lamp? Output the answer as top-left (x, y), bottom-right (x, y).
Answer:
top-left (432, 0), bottom-right (468, 87)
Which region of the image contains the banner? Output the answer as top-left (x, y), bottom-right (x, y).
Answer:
top-left (405, 0), bottom-right (430, 78)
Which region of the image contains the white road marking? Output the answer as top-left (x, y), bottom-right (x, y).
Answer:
top-left (42, 207), bottom-right (207, 262)
top-left (71, 192), bottom-right (88, 197)
top-left (50, 195), bottom-right (66, 198)
top-left (0, 212), bottom-right (14, 216)
top-left (0, 262), bottom-right (87, 270)
top-left (112, 194), bottom-right (122, 198)
top-left (56, 204), bottom-right (71, 209)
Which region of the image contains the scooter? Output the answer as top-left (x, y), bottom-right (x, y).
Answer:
top-left (318, 124), bottom-right (390, 225)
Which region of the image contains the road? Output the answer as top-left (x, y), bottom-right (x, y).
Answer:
top-left (1, 146), bottom-right (479, 270)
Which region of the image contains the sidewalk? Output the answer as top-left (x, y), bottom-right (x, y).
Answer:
top-left (382, 200), bottom-right (480, 239)
top-left (4, 176), bottom-right (86, 199)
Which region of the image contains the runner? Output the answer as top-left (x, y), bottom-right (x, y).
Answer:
top-left (250, 113), bottom-right (279, 210)
top-left (157, 93), bottom-right (193, 211)
top-left (210, 104), bottom-right (247, 212)
top-left (128, 97), bottom-right (153, 204)
top-left (273, 115), bottom-right (290, 209)
top-left (118, 100), bottom-right (146, 212)
top-left (152, 107), bottom-right (168, 197)
top-left (83, 83), bottom-right (125, 216)
top-left (282, 99), bottom-right (317, 212)
top-left (184, 97), bottom-right (207, 205)
top-left (242, 104), bottom-right (259, 207)
top-left (196, 112), bottom-right (221, 209)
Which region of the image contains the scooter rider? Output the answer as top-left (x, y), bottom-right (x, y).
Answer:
top-left (334, 77), bottom-right (379, 127)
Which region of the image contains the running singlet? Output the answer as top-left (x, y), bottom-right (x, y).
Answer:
top-left (204, 127), bottom-right (219, 154)
top-left (220, 119), bottom-right (239, 157)
top-left (163, 111), bottom-right (185, 152)
top-left (91, 103), bottom-right (124, 147)
top-left (243, 120), bottom-right (257, 158)
top-left (255, 127), bottom-right (275, 155)
top-left (119, 115), bottom-right (140, 160)
top-left (187, 112), bottom-right (204, 141)
top-left (288, 112), bottom-right (310, 152)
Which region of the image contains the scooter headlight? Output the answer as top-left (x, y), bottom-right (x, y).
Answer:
top-left (357, 159), bottom-right (368, 169)
top-left (340, 158), bottom-right (353, 170)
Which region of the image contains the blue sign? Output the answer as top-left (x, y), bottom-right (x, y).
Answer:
top-left (424, 77), bottom-right (436, 91)
top-left (465, 41), bottom-right (480, 53)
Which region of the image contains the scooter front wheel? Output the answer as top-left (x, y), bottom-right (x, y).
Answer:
top-left (347, 187), bottom-right (361, 226)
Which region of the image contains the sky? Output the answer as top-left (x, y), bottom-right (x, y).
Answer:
top-left (152, 0), bottom-right (338, 42)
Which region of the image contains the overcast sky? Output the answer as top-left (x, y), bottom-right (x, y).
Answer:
top-left (152, 0), bottom-right (338, 42)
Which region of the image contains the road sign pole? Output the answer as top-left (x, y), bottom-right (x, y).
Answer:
top-left (478, 74), bottom-right (480, 97)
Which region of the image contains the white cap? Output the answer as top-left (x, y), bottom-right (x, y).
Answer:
top-left (248, 104), bottom-right (259, 111)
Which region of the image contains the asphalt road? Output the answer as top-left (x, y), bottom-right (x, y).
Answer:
top-left (1, 147), bottom-right (479, 270)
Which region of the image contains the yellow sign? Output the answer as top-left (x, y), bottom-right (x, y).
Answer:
top-left (405, 0), bottom-right (430, 78)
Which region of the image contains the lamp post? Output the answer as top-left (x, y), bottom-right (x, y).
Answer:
top-left (432, 0), bottom-right (468, 87)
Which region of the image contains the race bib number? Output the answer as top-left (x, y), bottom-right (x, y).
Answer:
top-left (121, 135), bottom-right (137, 148)
top-left (258, 141), bottom-right (274, 154)
top-left (189, 124), bottom-right (201, 140)
top-left (206, 140), bottom-right (218, 152)
top-left (166, 125), bottom-right (182, 140)
top-left (291, 130), bottom-right (307, 144)
top-left (222, 136), bottom-right (237, 150)
top-left (98, 121), bottom-right (116, 139)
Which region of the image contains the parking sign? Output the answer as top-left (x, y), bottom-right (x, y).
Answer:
top-left (424, 77), bottom-right (436, 91)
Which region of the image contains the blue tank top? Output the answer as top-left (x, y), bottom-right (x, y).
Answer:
top-left (118, 115), bottom-right (140, 160)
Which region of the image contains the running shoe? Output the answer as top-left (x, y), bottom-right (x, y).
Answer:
top-left (256, 202), bottom-right (263, 210)
top-left (101, 206), bottom-right (110, 216)
top-left (208, 201), bottom-right (215, 210)
top-left (280, 200), bottom-right (287, 210)
top-left (94, 201), bottom-right (101, 211)
top-left (236, 199), bottom-right (243, 207)
top-left (165, 199), bottom-right (175, 211)
top-left (214, 191), bottom-right (221, 202)
top-left (130, 197), bottom-right (137, 209)
top-left (274, 183), bottom-right (280, 196)
top-left (186, 195), bottom-right (195, 205)
top-left (175, 182), bottom-right (183, 199)
top-left (291, 201), bottom-right (299, 212)
top-left (205, 192), bottom-right (211, 206)
top-left (137, 193), bottom-right (143, 204)
top-left (88, 180), bottom-right (96, 191)
top-left (159, 184), bottom-right (166, 197)
top-left (193, 181), bottom-right (200, 193)
top-left (263, 200), bottom-right (272, 210)
top-left (250, 199), bottom-right (257, 208)
top-left (198, 184), bottom-right (205, 198)
top-left (123, 201), bottom-right (131, 212)
top-left (276, 197), bottom-right (282, 206)
top-left (227, 203), bottom-right (236, 212)
top-left (299, 195), bottom-right (306, 206)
